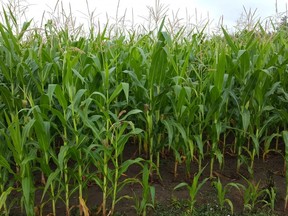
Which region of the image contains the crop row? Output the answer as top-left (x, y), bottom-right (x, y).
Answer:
top-left (0, 9), bottom-right (288, 216)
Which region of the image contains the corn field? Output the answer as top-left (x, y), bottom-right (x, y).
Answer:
top-left (0, 5), bottom-right (288, 216)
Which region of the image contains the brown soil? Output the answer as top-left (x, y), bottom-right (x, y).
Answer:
top-left (9, 143), bottom-right (287, 216)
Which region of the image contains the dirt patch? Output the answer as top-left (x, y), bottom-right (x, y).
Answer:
top-left (8, 144), bottom-right (287, 216)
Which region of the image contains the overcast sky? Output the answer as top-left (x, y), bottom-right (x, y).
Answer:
top-left (3, 0), bottom-right (288, 32)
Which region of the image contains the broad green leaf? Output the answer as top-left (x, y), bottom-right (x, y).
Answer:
top-left (21, 153), bottom-right (37, 166)
top-left (18, 20), bottom-right (32, 40)
top-left (54, 85), bottom-right (68, 109)
top-left (41, 169), bottom-right (61, 202)
top-left (47, 84), bottom-right (57, 104)
top-left (121, 82), bottom-right (129, 103)
top-left (0, 187), bottom-right (14, 210)
top-left (58, 145), bottom-right (70, 171)
top-left (0, 155), bottom-right (13, 174)
top-left (174, 182), bottom-right (188, 190)
top-left (22, 177), bottom-right (34, 215)
top-left (162, 119), bottom-right (174, 146)
top-left (148, 31), bottom-right (168, 88)
top-left (0, 85), bottom-right (13, 111)
top-left (108, 83), bottom-right (123, 105)
top-left (120, 109), bottom-right (142, 121)
top-left (119, 158), bottom-right (143, 176)
top-left (250, 134), bottom-right (260, 156)
top-left (194, 135), bottom-right (204, 156)
top-left (215, 47), bottom-right (226, 91)
top-left (22, 119), bottom-right (35, 145)
top-left (172, 121), bottom-right (187, 144)
top-left (222, 27), bottom-right (238, 53)
top-left (214, 148), bottom-right (223, 165)
top-left (72, 68), bottom-right (85, 83)
top-left (241, 109), bottom-right (250, 132)
top-left (72, 89), bottom-right (87, 108)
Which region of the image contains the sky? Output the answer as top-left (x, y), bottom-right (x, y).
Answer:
top-left (3, 0), bottom-right (288, 32)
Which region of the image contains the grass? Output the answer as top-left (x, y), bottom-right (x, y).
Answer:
top-left (152, 200), bottom-right (280, 216)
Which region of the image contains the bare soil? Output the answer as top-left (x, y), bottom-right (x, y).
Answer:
top-left (9, 143), bottom-right (287, 216)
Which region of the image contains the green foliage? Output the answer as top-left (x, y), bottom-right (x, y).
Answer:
top-left (0, 3), bottom-right (287, 215)
top-left (212, 178), bottom-right (242, 214)
top-left (132, 164), bottom-right (156, 216)
top-left (174, 166), bottom-right (208, 213)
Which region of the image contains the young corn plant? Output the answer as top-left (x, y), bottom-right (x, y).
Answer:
top-left (45, 83), bottom-right (72, 215)
top-left (1, 2), bottom-right (288, 215)
top-left (133, 164), bottom-right (156, 216)
top-left (188, 50), bottom-right (209, 172)
top-left (144, 20), bottom-right (170, 177)
top-left (174, 166), bottom-right (208, 213)
top-left (82, 78), bottom-right (143, 216)
top-left (208, 43), bottom-right (227, 177)
top-left (283, 131), bottom-right (288, 211)
top-left (67, 87), bottom-right (89, 215)
top-left (164, 82), bottom-right (190, 178)
top-left (3, 111), bottom-right (36, 216)
top-left (213, 178), bottom-right (242, 214)
top-left (109, 117), bottom-right (144, 215)
top-left (263, 187), bottom-right (276, 212)
top-left (86, 117), bottom-right (144, 216)
top-left (31, 105), bottom-right (58, 215)
top-left (0, 130), bottom-right (14, 216)
top-left (241, 177), bottom-right (267, 212)
top-left (204, 86), bottom-right (225, 178)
